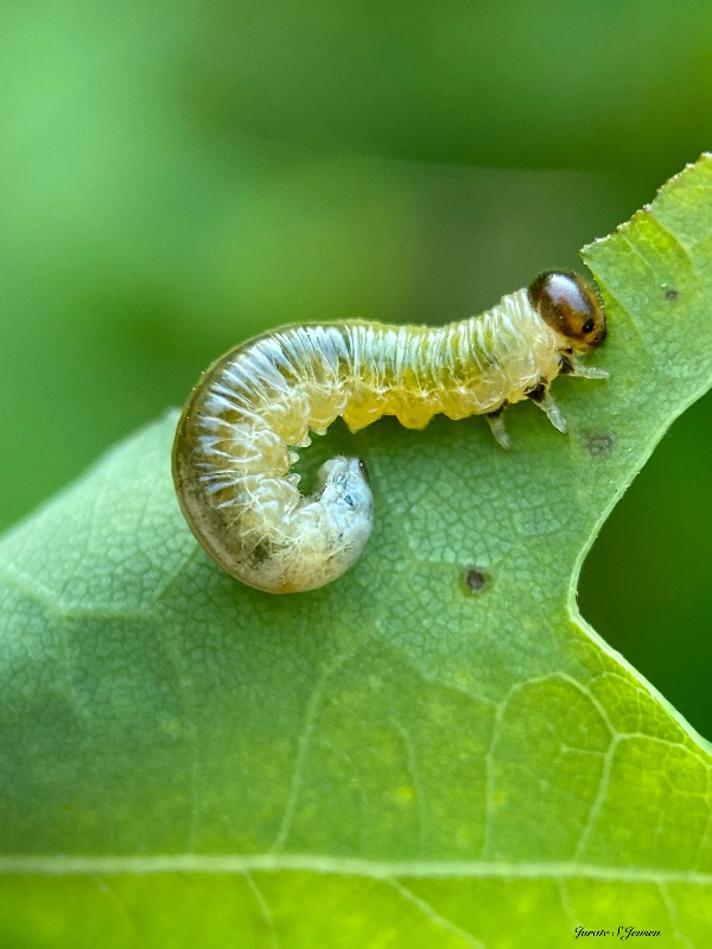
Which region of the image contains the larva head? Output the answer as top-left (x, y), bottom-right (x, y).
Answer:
top-left (528, 271), bottom-right (607, 354)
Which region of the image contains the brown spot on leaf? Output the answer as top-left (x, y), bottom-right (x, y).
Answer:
top-left (464, 567), bottom-right (488, 594)
top-left (587, 432), bottom-right (614, 456)
top-left (664, 286), bottom-right (679, 302)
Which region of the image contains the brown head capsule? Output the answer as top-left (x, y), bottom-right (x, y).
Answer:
top-left (528, 271), bottom-right (607, 354)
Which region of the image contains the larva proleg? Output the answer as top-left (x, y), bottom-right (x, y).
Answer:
top-left (172, 270), bottom-right (607, 594)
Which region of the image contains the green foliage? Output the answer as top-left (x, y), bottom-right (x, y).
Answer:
top-left (0, 158), bottom-right (711, 946)
top-left (3, 0), bottom-right (712, 742)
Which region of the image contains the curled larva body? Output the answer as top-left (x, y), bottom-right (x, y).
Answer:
top-left (172, 271), bottom-right (608, 593)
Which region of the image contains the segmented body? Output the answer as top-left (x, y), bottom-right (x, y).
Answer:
top-left (173, 278), bottom-right (607, 593)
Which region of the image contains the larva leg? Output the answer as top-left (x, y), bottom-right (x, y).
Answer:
top-left (560, 354), bottom-right (609, 379)
top-left (568, 361), bottom-right (609, 380)
top-left (528, 385), bottom-right (568, 433)
top-left (485, 409), bottom-right (511, 450)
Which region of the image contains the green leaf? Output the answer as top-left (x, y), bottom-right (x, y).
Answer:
top-left (1, 156), bottom-right (711, 948)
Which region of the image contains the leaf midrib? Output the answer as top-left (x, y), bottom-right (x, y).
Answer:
top-left (0, 853), bottom-right (709, 884)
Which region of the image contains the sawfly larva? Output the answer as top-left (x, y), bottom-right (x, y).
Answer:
top-left (173, 270), bottom-right (608, 594)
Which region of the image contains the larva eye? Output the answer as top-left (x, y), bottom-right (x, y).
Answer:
top-left (528, 271), bottom-right (607, 354)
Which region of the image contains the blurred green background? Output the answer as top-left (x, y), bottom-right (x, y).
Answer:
top-left (1, 1), bottom-right (710, 736)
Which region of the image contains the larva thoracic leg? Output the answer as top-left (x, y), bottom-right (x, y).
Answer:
top-left (531, 389), bottom-right (568, 433)
top-left (173, 270), bottom-right (608, 593)
top-left (565, 360), bottom-right (610, 380)
top-left (485, 407), bottom-right (512, 450)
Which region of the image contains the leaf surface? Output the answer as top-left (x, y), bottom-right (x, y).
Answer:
top-left (1, 157), bottom-right (712, 948)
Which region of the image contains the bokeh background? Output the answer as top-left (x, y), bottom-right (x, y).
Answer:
top-left (1, 1), bottom-right (710, 736)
